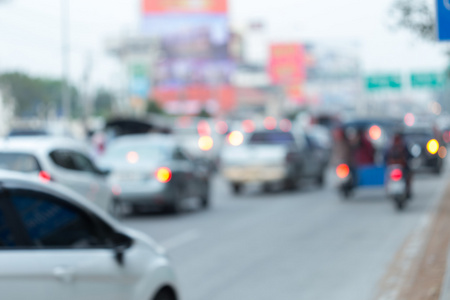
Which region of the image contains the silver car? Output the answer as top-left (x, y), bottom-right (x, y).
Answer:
top-left (0, 136), bottom-right (112, 211)
top-left (98, 134), bottom-right (211, 215)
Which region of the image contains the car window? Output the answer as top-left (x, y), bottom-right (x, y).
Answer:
top-left (71, 152), bottom-right (98, 173)
top-left (173, 148), bottom-right (188, 161)
top-left (0, 153), bottom-right (41, 173)
top-left (249, 132), bottom-right (295, 145)
top-left (50, 150), bottom-right (77, 171)
top-left (10, 190), bottom-right (108, 249)
top-left (102, 143), bottom-right (172, 163)
top-left (0, 205), bottom-right (15, 248)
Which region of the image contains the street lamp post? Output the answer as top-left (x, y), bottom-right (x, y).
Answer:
top-left (61, 0), bottom-right (71, 120)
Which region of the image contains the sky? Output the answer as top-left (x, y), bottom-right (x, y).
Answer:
top-left (0, 0), bottom-right (447, 89)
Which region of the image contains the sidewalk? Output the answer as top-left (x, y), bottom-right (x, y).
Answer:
top-left (399, 181), bottom-right (450, 300)
top-left (440, 249), bottom-right (450, 300)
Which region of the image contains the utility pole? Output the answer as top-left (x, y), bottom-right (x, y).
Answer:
top-left (61, 0), bottom-right (71, 121)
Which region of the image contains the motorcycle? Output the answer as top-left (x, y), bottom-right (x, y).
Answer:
top-left (386, 164), bottom-right (409, 211)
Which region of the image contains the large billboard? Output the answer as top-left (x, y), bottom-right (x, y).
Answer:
top-left (141, 0), bottom-right (233, 114)
top-left (142, 0), bottom-right (228, 14)
top-left (268, 44), bottom-right (306, 85)
top-left (268, 43), bottom-right (306, 104)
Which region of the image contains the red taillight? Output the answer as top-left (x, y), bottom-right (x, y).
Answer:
top-left (242, 120), bottom-right (255, 133)
top-left (390, 169), bottom-right (403, 182)
top-left (336, 164), bottom-right (350, 179)
top-left (156, 167), bottom-right (172, 183)
top-left (112, 185), bottom-right (122, 196)
top-left (39, 171), bottom-right (52, 183)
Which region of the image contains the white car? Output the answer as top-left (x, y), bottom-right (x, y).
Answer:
top-left (0, 171), bottom-right (178, 300)
top-left (0, 136), bottom-right (112, 211)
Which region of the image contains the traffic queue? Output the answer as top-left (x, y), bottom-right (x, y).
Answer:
top-left (0, 113), bottom-right (446, 300)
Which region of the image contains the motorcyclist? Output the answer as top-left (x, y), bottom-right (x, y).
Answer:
top-left (385, 132), bottom-right (413, 198)
top-left (354, 129), bottom-right (375, 166)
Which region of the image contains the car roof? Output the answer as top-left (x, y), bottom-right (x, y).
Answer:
top-left (343, 118), bottom-right (403, 129)
top-left (108, 134), bottom-right (176, 147)
top-left (0, 136), bottom-right (89, 154)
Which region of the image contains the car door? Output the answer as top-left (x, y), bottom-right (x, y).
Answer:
top-left (304, 134), bottom-right (325, 176)
top-left (3, 188), bottom-right (143, 300)
top-left (0, 188), bottom-right (73, 300)
top-left (172, 147), bottom-right (197, 197)
top-left (70, 151), bottom-right (111, 211)
top-left (49, 150), bottom-right (111, 211)
top-left (49, 149), bottom-right (92, 199)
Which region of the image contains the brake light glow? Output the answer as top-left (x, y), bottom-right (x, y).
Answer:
top-left (242, 120), bottom-right (255, 133)
top-left (439, 146), bottom-right (447, 159)
top-left (404, 113), bottom-right (415, 127)
top-left (369, 125), bottom-right (382, 141)
top-left (156, 167), bottom-right (172, 183)
top-left (39, 171), bottom-right (52, 183)
top-left (264, 117), bottom-right (277, 130)
top-left (112, 185), bottom-right (122, 196)
top-left (280, 119), bottom-right (292, 132)
top-left (197, 120), bottom-right (211, 136)
top-left (228, 131), bottom-right (244, 146)
top-left (390, 169), bottom-right (403, 182)
top-left (336, 164), bottom-right (350, 179)
top-left (427, 139), bottom-right (439, 155)
top-left (127, 151), bottom-right (139, 164)
top-left (215, 121), bottom-right (228, 135)
top-left (198, 136), bottom-right (214, 151)
top-left (444, 131), bottom-right (450, 144)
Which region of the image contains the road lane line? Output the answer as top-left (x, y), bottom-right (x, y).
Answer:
top-left (161, 230), bottom-right (201, 251)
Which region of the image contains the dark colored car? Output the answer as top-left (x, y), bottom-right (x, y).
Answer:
top-left (403, 125), bottom-right (445, 174)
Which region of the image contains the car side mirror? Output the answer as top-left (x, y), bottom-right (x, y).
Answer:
top-left (112, 232), bottom-right (133, 266)
top-left (96, 168), bottom-right (110, 177)
top-left (100, 169), bottom-right (111, 176)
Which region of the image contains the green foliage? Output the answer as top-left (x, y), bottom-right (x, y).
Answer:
top-left (0, 72), bottom-right (79, 118)
top-left (390, 0), bottom-right (435, 40)
top-left (198, 108), bottom-right (211, 118)
top-left (146, 100), bottom-right (164, 115)
top-left (93, 89), bottom-right (115, 117)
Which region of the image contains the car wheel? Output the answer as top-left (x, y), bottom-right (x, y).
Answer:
top-left (153, 287), bottom-right (177, 300)
top-left (166, 187), bottom-right (183, 214)
top-left (316, 172), bottom-right (325, 187)
top-left (109, 198), bottom-right (125, 218)
top-left (284, 178), bottom-right (298, 191)
top-left (434, 164), bottom-right (442, 175)
top-left (394, 196), bottom-right (406, 211)
top-left (200, 182), bottom-right (210, 209)
top-left (232, 183), bottom-right (243, 195)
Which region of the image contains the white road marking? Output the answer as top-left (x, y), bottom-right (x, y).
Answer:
top-left (161, 230), bottom-right (201, 251)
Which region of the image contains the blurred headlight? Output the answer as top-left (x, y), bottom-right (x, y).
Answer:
top-left (427, 139), bottom-right (439, 155)
top-left (198, 136), bottom-right (214, 151)
top-left (228, 131), bottom-right (244, 146)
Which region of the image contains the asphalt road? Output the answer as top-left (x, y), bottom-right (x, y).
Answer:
top-left (122, 166), bottom-right (448, 300)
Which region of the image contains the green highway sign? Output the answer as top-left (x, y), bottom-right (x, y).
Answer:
top-left (365, 75), bottom-right (402, 91)
top-left (410, 73), bottom-right (444, 89)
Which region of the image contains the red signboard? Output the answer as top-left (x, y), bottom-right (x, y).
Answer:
top-left (268, 44), bottom-right (306, 84)
top-left (142, 0), bottom-right (228, 14)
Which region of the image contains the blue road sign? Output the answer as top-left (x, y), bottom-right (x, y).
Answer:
top-left (437, 0), bottom-right (450, 41)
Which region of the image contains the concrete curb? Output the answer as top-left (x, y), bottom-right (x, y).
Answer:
top-left (440, 245), bottom-right (450, 300)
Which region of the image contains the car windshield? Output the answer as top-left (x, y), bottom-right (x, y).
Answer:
top-left (102, 143), bottom-right (172, 163)
top-left (0, 153), bottom-right (40, 173)
top-left (249, 131), bottom-right (295, 145)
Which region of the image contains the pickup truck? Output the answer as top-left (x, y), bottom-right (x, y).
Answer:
top-left (221, 130), bottom-right (327, 194)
